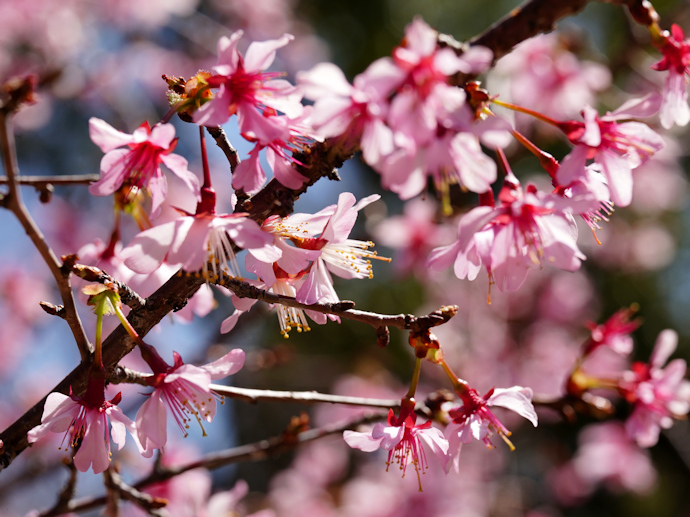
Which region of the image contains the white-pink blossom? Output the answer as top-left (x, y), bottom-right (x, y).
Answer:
top-left (620, 329), bottom-right (690, 447)
top-left (136, 349), bottom-right (245, 456)
top-left (89, 118), bottom-right (200, 217)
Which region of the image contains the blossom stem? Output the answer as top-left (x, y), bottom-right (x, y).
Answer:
top-left (406, 358), bottom-right (423, 399)
top-left (439, 359), bottom-right (468, 395)
top-left (491, 98), bottom-right (560, 127)
top-left (94, 296), bottom-right (107, 368)
top-left (510, 130), bottom-right (559, 178)
top-left (200, 126), bottom-right (212, 190)
top-left (111, 303), bottom-right (146, 349)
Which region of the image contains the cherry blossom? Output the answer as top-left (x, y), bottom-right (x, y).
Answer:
top-left (619, 329), bottom-right (690, 447)
top-left (121, 211), bottom-right (276, 282)
top-left (343, 398), bottom-right (449, 490)
top-left (427, 177), bottom-right (585, 293)
top-left (651, 24), bottom-right (690, 129)
top-left (550, 422), bottom-right (657, 504)
top-left (556, 94), bottom-right (664, 207)
top-left (444, 384), bottom-right (537, 474)
top-left (193, 31), bottom-right (303, 137)
top-left (582, 306), bottom-right (640, 357)
top-left (136, 348), bottom-right (245, 456)
top-left (89, 118), bottom-right (200, 217)
top-left (27, 389), bottom-right (139, 474)
top-left (489, 33), bottom-right (611, 125)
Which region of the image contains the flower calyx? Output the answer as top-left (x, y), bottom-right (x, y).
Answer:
top-left (409, 329), bottom-right (444, 364)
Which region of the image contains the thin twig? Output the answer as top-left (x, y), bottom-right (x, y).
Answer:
top-left (214, 385), bottom-right (399, 408)
top-left (0, 111), bottom-right (91, 360)
top-left (220, 277), bottom-right (458, 332)
top-left (205, 126), bottom-right (240, 173)
top-left (0, 174), bottom-right (99, 185)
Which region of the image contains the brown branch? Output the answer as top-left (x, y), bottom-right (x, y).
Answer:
top-left (220, 277), bottom-right (458, 333)
top-left (37, 411), bottom-right (387, 516)
top-left (211, 384), bottom-right (400, 408)
top-left (71, 262), bottom-right (146, 311)
top-left (468, 0), bottom-right (591, 64)
top-left (0, 174), bottom-right (99, 186)
top-left (205, 126), bottom-right (240, 173)
top-left (107, 369), bottom-right (402, 409)
top-left (103, 469), bottom-right (167, 517)
top-left (0, 111), bottom-right (91, 360)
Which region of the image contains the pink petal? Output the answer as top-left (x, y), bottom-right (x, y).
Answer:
top-left (267, 147), bottom-right (308, 190)
top-left (343, 429), bottom-right (384, 452)
top-left (204, 348), bottom-right (245, 379)
top-left (610, 92), bottom-right (662, 119)
top-left (488, 386), bottom-right (539, 426)
top-left (147, 123), bottom-right (176, 149)
top-left (371, 422), bottom-right (405, 450)
top-left (89, 148), bottom-right (131, 197)
top-left (168, 217), bottom-right (210, 272)
top-left (220, 310), bottom-right (244, 334)
top-left (660, 71), bottom-right (690, 129)
top-left (107, 405), bottom-right (135, 451)
top-left (89, 117), bottom-right (136, 153)
top-left (233, 145), bottom-right (267, 195)
top-left (597, 151), bottom-right (633, 207)
top-left (121, 220), bottom-right (178, 274)
top-left (136, 391), bottom-right (168, 457)
top-left (650, 329), bottom-right (678, 368)
top-left (160, 153), bottom-right (200, 195)
top-left (418, 426), bottom-right (450, 456)
top-left (580, 106), bottom-right (602, 147)
top-left (321, 192), bottom-right (357, 243)
top-left (297, 62), bottom-right (353, 99)
top-left (194, 84), bottom-right (232, 127)
top-left (243, 34), bottom-right (294, 73)
top-left (166, 363), bottom-right (211, 390)
top-left (73, 411), bottom-right (109, 473)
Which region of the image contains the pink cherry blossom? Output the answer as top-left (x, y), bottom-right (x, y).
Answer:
top-left (372, 198), bottom-right (456, 277)
top-left (490, 33), bottom-right (611, 125)
top-left (550, 422), bottom-right (656, 504)
top-left (651, 24), bottom-right (690, 129)
top-left (343, 398), bottom-right (449, 490)
top-left (121, 211), bottom-right (276, 281)
top-left (444, 384), bottom-right (537, 474)
top-left (427, 177), bottom-right (585, 293)
top-left (619, 329), bottom-right (690, 447)
top-left (582, 306), bottom-right (640, 357)
top-left (89, 118), bottom-right (200, 217)
top-left (297, 59), bottom-right (402, 163)
top-left (193, 31), bottom-right (303, 139)
top-left (136, 348), bottom-right (245, 456)
top-left (556, 94), bottom-right (664, 207)
top-left (232, 111), bottom-right (313, 194)
top-left (27, 389), bottom-right (138, 474)
top-left (260, 192), bottom-right (384, 307)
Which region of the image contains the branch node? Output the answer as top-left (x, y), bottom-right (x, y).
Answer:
top-left (40, 301), bottom-right (67, 319)
top-left (376, 326), bottom-right (390, 348)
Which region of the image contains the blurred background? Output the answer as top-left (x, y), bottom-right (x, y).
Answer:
top-left (1, 0), bottom-right (690, 515)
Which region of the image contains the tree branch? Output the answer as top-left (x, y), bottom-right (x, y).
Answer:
top-left (220, 277), bottom-right (458, 333)
top-left (0, 111), bottom-right (91, 361)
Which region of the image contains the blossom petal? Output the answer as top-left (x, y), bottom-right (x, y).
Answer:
top-left (488, 386), bottom-right (538, 427)
top-left (204, 349), bottom-right (245, 379)
top-left (343, 429), bottom-right (384, 452)
top-left (89, 117), bottom-right (136, 153)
